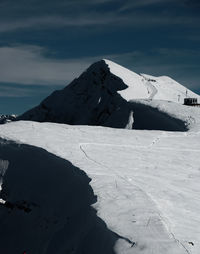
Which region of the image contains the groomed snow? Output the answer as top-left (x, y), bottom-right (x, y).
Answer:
top-left (0, 119), bottom-right (200, 254)
top-left (104, 59), bottom-right (200, 104)
top-left (104, 59), bottom-right (149, 100)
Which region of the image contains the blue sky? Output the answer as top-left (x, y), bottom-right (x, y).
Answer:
top-left (0, 0), bottom-right (200, 114)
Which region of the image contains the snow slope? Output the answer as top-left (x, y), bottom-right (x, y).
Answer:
top-left (104, 59), bottom-right (199, 103)
top-left (18, 59), bottom-right (200, 130)
top-left (1, 120), bottom-right (200, 253)
top-left (140, 73), bottom-right (198, 103)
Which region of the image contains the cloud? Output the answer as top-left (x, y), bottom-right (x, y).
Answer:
top-left (0, 0), bottom-right (199, 33)
top-left (0, 12), bottom-right (199, 34)
top-left (0, 85), bottom-right (36, 97)
top-left (0, 0), bottom-right (118, 33)
top-left (0, 45), bottom-right (95, 85)
top-left (0, 15), bottom-right (118, 33)
top-left (118, 0), bottom-right (175, 11)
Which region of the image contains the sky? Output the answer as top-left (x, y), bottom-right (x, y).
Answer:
top-left (0, 0), bottom-right (200, 114)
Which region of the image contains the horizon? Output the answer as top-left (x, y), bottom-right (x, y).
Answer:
top-left (0, 0), bottom-right (199, 114)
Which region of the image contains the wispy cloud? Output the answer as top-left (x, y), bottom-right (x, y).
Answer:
top-left (0, 0), bottom-right (118, 33)
top-left (0, 45), bottom-right (95, 85)
top-left (0, 15), bottom-right (118, 33)
top-left (0, 0), bottom-right (199, 33)
top-left (0, 12), bottom-right (199, 34)
top-left (0, 85), bottom-right (36, 97)
top-left (118, 0), bottom-right (175, 11)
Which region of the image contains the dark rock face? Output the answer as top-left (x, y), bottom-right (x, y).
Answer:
top-left (18, 60), bottom-right (131, 128)
top-left (0, 115), bottom-right (16, 124)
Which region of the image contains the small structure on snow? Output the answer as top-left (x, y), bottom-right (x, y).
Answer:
top-left (184, 98), bottom-right (200, 107)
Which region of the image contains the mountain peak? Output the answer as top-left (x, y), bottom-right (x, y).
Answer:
top-left (18, 59), bottom-right (199, 131)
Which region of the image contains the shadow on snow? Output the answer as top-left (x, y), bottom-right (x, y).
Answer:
top-left (0, 139), bottom-right (120, 254)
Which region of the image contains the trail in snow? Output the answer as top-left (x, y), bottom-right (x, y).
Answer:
top-left (1, 121), bottom-right (200, 254)
top-left (79, 142), bottom-right (188, 254)
top-left (78, 129), bottom-right (196, 254)
top-left (80, 142), bottom-right (200, 153)
top-left (80, 138), bottom-right (198, 253)
top-left (144, 80), bottom-right (158, 100)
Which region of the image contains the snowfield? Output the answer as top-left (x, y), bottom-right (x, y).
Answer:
top-left (1, 59), bottom-right (200, 253)
top-left (0, 118), bottom-right (200, 254)
top-left (104, 59), bottom-right (199, 103)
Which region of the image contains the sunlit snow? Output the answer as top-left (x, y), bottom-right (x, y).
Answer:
top-left (0, 59), bottom-right (200, 254)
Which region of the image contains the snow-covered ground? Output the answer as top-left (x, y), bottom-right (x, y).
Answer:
top-left (104, 59), bottom-right (199, 104)
top-left (1, 59), bottom-right (200, 253)
top-left (0, 119), bottom-right (200, 254)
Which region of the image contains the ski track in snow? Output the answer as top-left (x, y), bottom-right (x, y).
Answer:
top-left (1, 121), bottom-right (200, 254)
top-left (144, 80), bottom-right (158, 100)
top-left (79, 137), bottom-right (190, 254)
top-left (80, 141), bottom-right (200, 153)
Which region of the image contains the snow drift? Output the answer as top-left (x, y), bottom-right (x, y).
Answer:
top-left (1, 121), bottom-right (200, 254)
top-left (18, 59), bottom-right (199, 131)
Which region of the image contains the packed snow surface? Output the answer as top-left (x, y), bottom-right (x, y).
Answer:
top-left (0, 116), bottom-right (200, 253)
top-left (104, 59), bottom-right (199, 103)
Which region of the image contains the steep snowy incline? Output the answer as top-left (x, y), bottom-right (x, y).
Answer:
top-left (141, 73), bottom-right (199, 104)
top-left (1, 121), bottom-right (200, 253)
top-left (104, 59), bottom-right (200, 103)
top-left (18, 59), bottom-right (200, 130)
top-left (103, 59), bottom-right (149, 100)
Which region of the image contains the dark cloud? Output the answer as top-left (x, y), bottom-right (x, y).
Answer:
top-left (0, 0), bottom-right (199, 34)
top-left (0, 45), bottom-right (94, 85)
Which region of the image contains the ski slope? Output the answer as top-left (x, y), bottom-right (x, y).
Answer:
top-left (104, 59), bottom-right (199, 104)
top-left (0, 119), bottom-right (200, 254)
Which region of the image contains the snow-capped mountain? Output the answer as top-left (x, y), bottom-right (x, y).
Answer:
top-left (18, 59), bottom-right (200, 131)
